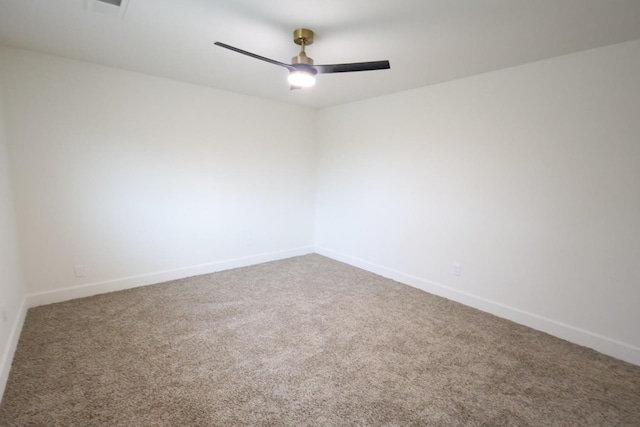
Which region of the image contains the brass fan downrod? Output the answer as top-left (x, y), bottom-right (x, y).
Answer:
top-left (291, 28), bottom-right (314, 66)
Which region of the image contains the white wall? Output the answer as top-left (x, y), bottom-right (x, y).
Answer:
top-left (0, 87), bottom-right (26, 398)
top-left (316, 39), bottom-right (640, 364)
top-left (0, 47), bottom-right (316, 301)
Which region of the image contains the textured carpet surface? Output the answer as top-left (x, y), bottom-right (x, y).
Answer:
top-left (1, 254), bottom-right (639, 426)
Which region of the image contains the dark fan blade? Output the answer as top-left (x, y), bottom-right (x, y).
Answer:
top-left (314, 60), bottom-right (390, 74)
top-left (214, 42), bottom-right (294, 70)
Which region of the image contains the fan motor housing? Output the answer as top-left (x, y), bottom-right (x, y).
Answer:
top-left (292, 52), bottom-right (313, 66)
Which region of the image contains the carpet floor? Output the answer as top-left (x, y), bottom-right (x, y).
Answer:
top-left (1, 254), bottom-right (639, 426)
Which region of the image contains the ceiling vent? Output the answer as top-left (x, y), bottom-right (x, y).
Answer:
top-left (84, 0), bottom-right (129, 18)
top-left (96, 0), bottom-right (122, 6)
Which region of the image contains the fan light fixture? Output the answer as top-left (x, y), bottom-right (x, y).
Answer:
top-left (214, 28), bottom-right (390, 90)
top-left (288, 70), bottom-right (316, 87)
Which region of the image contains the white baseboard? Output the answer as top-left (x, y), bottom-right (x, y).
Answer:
top-left (315, 246), bottom-right (640, 366)
top-left (0, 296), bottom-right (27, 402)
top-left (26, 246), bottom-right (315, 308)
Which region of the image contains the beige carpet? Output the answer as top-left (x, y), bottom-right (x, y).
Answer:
top-left (1, 254), bottom-right (639, 426)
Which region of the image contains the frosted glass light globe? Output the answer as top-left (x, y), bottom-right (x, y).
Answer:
top-left (287, 71), bottom-right (316, 88)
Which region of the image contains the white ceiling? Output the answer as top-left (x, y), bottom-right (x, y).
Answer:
top-left (1, 0), bottom-right (640, 108)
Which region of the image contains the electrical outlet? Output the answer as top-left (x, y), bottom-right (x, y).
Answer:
top-left (453, 264), bottom-right (462, 276)
top-left (74, 265), bottom-right (85, 278)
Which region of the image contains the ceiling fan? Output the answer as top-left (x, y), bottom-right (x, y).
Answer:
top-left (214, 28), bottom-right (390, 89)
